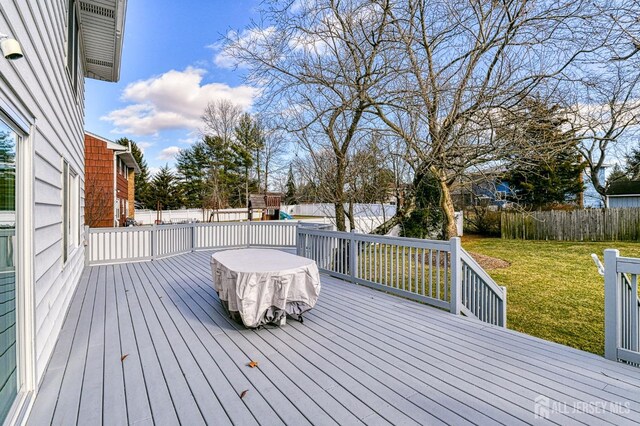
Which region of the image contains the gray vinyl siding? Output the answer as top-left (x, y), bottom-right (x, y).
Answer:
top-left (608, 196), bottom-right (640, 208)
top-left (0, 0), bottom-right (86, 382)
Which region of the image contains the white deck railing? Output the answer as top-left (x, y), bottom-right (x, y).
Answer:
top-left (296, 228), bottom-right (507, 327)
top-left (85, 221), bottom-right (323, 265)
top-left (605, 249), bottom-right (640, 365)
top-left (86, 222), bottom-right (506, 326)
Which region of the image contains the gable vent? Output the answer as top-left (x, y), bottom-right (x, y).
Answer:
top-left (86, 58), bottom-right (113, 68)
top-left (79, 2), bottom-right (115, 19)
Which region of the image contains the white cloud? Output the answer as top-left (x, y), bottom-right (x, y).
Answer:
top-left (148, 166), bottom-right (161, 178)
top-left (157, 146), bottom-right (182, 161)
top-left (137, 141), bottom-right (153, 153)
top-left (102, 67), bottom-right (259, 135)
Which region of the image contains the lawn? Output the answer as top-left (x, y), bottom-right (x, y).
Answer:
top-left (461, 236), bottom-right (640, 355)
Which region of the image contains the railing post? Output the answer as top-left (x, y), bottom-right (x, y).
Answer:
top-left (604, 249), bottom-right (621, 361)
top-left (449, 237), bottom-right (462, 315)
top-left (500, 286), bottom-right (507, 327)
top-left (349, 230), bottom-right (357, 281)
top-left (84, 225), bottom-right (90, 266)
top-left (151, 224), bottom-right (157, 261)
top-left (191, 223), bottom-right (196, 252)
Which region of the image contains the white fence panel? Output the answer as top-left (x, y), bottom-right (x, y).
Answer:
top-left (135, 208), bottom-right (260, 224)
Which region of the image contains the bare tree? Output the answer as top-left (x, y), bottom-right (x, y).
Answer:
top-left (565, 3), bottom-right (640, 204)
top-left (202, 99), bottom-right (243, 144)
top-left (260, 126), bottom-right (288, 193)
top-left (221, 0), bottom-right (394, 231)
top-left (85, 174), bottom-right (114, 228)
top-left (370, 0), bottom-right (610, 237)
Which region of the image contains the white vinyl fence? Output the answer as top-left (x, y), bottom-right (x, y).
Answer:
top-left (296, 228), bottom-right (506, 327)
top-left (281, 203), bottom-right (397, 218)
top-left (135, 208), bottom-right (260, 224)
top-left (605, 249), bottom-right (640, 366)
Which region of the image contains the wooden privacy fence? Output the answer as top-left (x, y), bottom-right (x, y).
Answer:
top-left (604, 249), bottom-right (640, 366)
top-left (501, 208), bottom-right (640, 241)
top-left (296, 228), bottom-right (507, 327)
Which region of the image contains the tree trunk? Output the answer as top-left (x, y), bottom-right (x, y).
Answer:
top-left (371, 194), bottom-right (415, 235)
top-left (334, 157), bottom-right (347, 231)
top-left (245, 167), bottom-right (249, 207)
top-left (432, 168), bottom-right (458, 238)
top-left (348, 201), bottom-right (356, 231)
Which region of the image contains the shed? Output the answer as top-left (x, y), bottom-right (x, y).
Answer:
top-left (606, 181), bottom-right (640, 208)
top-left (248, 193), bottom-right (282, 220)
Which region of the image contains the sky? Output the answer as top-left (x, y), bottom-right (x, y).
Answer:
top-left (84, 0), bottom-right (261, 176)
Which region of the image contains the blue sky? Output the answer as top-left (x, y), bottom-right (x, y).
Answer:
top-left (85, 0), bottom-right (261, 175)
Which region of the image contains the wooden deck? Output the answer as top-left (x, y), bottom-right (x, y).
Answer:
top-left (27, 250), bottom-right (640, 425)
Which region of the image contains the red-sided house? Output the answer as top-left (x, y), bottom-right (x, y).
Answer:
top-left (84, 132), bottom-right (140, 227)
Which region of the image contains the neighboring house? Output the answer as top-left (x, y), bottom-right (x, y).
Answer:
top-left (606, 180), bottom-right (640, 208)
top-left (451, 172), bottom-right (514, 210)
top-left (84, 132), bottom-right (140, 227)
top-left (0, 1), bottom-right (126, 424)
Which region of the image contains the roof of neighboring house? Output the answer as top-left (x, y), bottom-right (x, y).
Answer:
top-left (606, 180), bottom-right (640, 196)
top-left (85, 132), bottom-right (141, 174)
top-left (80, 0), bottom-right (127, 82)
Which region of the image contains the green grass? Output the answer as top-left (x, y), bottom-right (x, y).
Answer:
top-left (462, 236), bottom-right (640, 355)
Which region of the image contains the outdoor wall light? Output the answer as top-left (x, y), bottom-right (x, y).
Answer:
top-left (0, 33), bottom-right (23, 60)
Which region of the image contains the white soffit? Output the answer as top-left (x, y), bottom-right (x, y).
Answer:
top-left (79, 0), bottom-right (127, 82)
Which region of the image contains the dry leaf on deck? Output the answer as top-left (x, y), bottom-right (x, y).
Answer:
top-left (240, 389), bottom-right (248, 399)
top-left (121, 354), bottom-right (129, 362)
top-left (247, 360), bottom-right (258, 368)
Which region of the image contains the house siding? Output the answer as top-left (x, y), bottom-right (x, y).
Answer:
top-left (116, 162), bottom-right (128, 226)
top-left (608, 196), bottom-right (640, 208)
top-left (84, 134), bottom-right (115, 227)
top-left (127, 169), bottom-right (135, 218)
top-left (0, 0), bottom-right (86, 385)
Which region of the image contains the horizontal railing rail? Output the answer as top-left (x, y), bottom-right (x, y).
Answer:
top-left (605, 249), bottom-right (640, 366)
top-left (296, 228), bottom-right (507, 326)
top-left (86, 221), bottom-right (329, 265)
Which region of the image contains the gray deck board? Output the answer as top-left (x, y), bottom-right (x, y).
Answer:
top-left (27, 250), bottom-right (640, 425)
top-left (102, 265), bottom-right (128, 426)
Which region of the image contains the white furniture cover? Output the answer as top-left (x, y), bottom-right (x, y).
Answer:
top-left (211, 249), bottom-right (321, 328)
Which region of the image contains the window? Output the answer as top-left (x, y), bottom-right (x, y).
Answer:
top-left (0, 118), bottom-right (18, 424)
top-left (62, 162), bottom-right (79, 263)
top-left (67, 0), bottom-right (79, 94)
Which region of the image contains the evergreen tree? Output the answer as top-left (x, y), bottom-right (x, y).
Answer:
top-left (501, 99), bottom-right (585, 209)
top-left (284, 165), bottom-right (297, 204)
top-left (204, 135), bottom-right (246, 207)
top-left (234, 113), bottom-right (263, 205)
top-left (149, 165), bottom-right (182, 210)
top-left (625, 146), bottom-right (640, 181)
top-left (400, 169), bottom-right (444, 239)
top-left (176, 141), bottom-right (211, 208)
top-left (607, 164), bottom-right (629, 186)
top-left (116, 137), bottom-right (151, 208)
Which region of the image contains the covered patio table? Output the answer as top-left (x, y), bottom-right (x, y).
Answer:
top-left (210, 248), bottom-right (321, 328)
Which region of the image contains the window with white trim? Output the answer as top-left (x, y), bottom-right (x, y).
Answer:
top-left (62, 162), bottom-right (79, 263)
